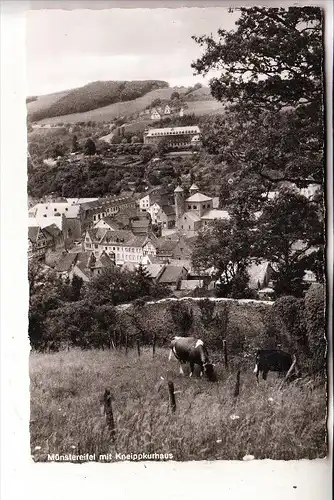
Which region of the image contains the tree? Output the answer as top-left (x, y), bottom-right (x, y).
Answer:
top-left (151, 98), bottom-right (162, 108)
top-left (72, 135), bottom-right (80, 153)
top-left (157, 137), bottom-right (169, 157)
top-left (171, 91), bottom-right (180, 100)
top-left (304, 283), bottom-right (326, 375)
top-left (84, 138), bottom-right (96, 156)
top-left (192, 7), bottom-right (324, 189)
top-left (52, 143), bottom-right (65, 159)
top-left (255, 189), bottom-right (323, 297)
top-left (191, 216), bottom-right (255, 297)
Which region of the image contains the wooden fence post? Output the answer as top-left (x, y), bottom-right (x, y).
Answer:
top-left (168, 381), bottom-right (176, 413)
top-left (152, 333), bottom-right (156, 357)
top-left (279, 355), bottom-right (297, 390)
top-left (125, 332), bottom-right (128, 355)
top-left (223, 340), bottom-right (228, 369)
top-left (233, 370), bottom-right (241, 398)
top-left (137, 338), bottom-right (141, 357)
top-left (103, 389), bottom-right (116, 442)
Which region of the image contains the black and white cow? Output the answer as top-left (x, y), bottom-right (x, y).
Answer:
top-left (253, 349), bottom-right (299, 382)
top-left (169, 336), bottom-right (216, 381)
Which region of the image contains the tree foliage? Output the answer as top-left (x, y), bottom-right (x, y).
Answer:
top-left (255, 189), bottom-right (323, 297)
top-left (192, 7), bottom-right (324, 188)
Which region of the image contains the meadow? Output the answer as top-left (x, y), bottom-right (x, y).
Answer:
top-left (30, 347), bottom-right (327, 463)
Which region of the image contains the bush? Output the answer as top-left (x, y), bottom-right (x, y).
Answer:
top-left (304, 284), bottom-right (326, 374)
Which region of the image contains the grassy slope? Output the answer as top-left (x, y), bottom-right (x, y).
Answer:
top-left (30, 85), bottom-right (223, 124)
top-left (26, 90), bottom-right (71, 115)
top-left (30, 348), bottom-right (326, 462)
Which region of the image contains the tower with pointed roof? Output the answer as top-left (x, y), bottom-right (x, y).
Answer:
top-left (174, 185), bottom-right (185, 228)
top-left (189, 183), bottom-right (199, 196)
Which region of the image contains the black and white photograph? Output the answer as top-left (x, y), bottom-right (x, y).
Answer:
top-left (24, 2), bottom-right (329, 465)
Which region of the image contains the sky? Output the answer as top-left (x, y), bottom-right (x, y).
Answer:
top-left (25, 7), bottom-right (239, 96)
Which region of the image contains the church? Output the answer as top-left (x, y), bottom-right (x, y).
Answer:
top-left (174, 184), bottom-right (230, 237)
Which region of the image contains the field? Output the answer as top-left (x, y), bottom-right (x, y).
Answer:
top-left (30, 347), bottom-right (327, 463)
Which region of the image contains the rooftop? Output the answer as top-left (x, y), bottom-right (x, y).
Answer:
top-left (248, 261), bottom-right (272, 289)
top-left (186, 193), bottom-right (212, 203)
top-left (201, 209), bottom-right (230, 220)
top-left (158, 265), bottom-right (187, 284)
top-left (143, 264), bottom-right (165, 279)
top-left (180, 279), bottom-right (204, 290)
top-left (146, 126), bottom-right (200, 137)
top-left (54, 252), bottom-right (78, 273)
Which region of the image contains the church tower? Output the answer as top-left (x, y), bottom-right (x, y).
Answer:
top-left (189, 183), bottom-right (199, 196)
top-left (174, 185), bottom-right (184, 228)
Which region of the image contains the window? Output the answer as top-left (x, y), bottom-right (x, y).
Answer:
top-left (189, 226), bottom-right (191, 230)
top-left (188, 205), bottom-right (191, 209)
top-left (94, 244), bottom-right (98, 249)
top-left (207, 204), bottom-right (210, 209)
top-left (193, 205), bottom-right (197, 209)
top-left (65, 208), bottom-right (68, 212)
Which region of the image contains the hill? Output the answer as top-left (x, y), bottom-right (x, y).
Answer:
top-left (27, 89), bottom-right (72, 115)
top-left (28, 80), bottom-right (169, 122)
top-left (27, 81), bottom-right (224, 125)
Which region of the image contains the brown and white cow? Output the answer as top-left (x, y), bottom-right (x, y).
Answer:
top-left (169, 336), bottom-right (216, 381)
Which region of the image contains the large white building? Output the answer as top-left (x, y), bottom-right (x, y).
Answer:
top-left (83, 228), bottom-right (158, 265)
top-left (144, 125), bottom-right (201, 148)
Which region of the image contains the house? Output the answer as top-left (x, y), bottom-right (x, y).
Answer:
top-left (94, 216), bottom-right (120, 231)
top-left (140, 254), bottom-right (162, 265)
top-left (157, 234), bottom-right (193, 262)
top-left (164, 105), bottom-right (171, 115)
top-left (53, 250), bottom-right (115, 282)
top-left (29, 202), bottom-right (82, 242)
top-left (179, 279), bottom-right (204, 291)
top-left (147, 202), bottom-right (161, 225)
top-left (151, 108), bottom-right (161, 120)
top-left (257, 287), bottom-right (275, 301)
top-left (28, 226), bottom-right (53, 260)
top-left (83, 228), bottom-right (158, 265)
top-left (139, 188), bottom-right (161, 212)
top-left (29, 201), bottom-right (81, 219)
top-left (179, 108), bottom-right (184, 117)
top-left (190, 135), bottom-right (201, 147)
top-left (142, 264), bottom-right (166, 283)
top-left (247, 260), bottom-right (275, 290)
top-left (43, 223), bottom-right (66, 265)
top-left (130, 216), bottom-right (152, 236)
top-left (157, 205), bottom-right (176, 229)
top-left (144, 125), bottom-right (200, 148)
top-left (157, 265), bottom-right (188, 290)
top-left (54, 252), bottom-right (78, 278)
top-left (80, 195), bottom-right (137, 230)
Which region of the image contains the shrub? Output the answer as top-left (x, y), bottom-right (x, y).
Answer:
top-left (304, 284), bottom-right (326, 374)
top-left (169, 301), bottom-right (194, 336)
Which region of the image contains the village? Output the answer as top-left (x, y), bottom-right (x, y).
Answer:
top-left (28, 121), bottom-right (319, 300)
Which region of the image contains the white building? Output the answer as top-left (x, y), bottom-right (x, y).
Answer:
top-left (151, 108), bottom-right (161, 120)
top-left (83, 228), bottom-right (158, 265)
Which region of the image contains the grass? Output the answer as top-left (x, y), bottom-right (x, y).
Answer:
top-left (30, 348), bottom-right (327, 462)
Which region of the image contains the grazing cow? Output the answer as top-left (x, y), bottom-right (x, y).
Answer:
top-left (253, 349), bottom-right (299, 382)
top-left (169, 336), bottom-right (216, 381)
